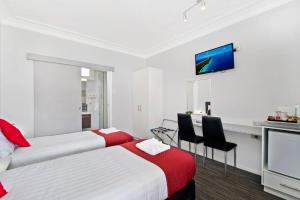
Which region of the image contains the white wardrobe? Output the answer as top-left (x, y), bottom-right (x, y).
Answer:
top-left (133, 67), bottom-right (163, 139)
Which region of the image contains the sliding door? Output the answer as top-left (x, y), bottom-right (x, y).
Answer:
top-left (34, 61), bottom-right (82, 136)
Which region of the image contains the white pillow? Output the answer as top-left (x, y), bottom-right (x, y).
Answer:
top-left (0, 156), bottom-right (11, 173)
top-left (0, 131), bottom-right (15, 159)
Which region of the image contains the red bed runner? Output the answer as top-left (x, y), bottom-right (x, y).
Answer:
top-left (0, 182), bottom-right (7, 198)
top-left (92, 130), bottom-right (133, 147)
top-left (121, 140), bottom-right (195, 198)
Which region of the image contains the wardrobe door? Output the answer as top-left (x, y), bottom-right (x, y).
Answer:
top-left (133, 69), bottom-right (149, 139)
top-left (34, 61), bottom-right (82, 136)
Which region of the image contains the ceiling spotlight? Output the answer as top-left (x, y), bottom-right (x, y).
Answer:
top-left (201, 0), bottom-right (206, 10)
top-left (183, 12), bottom-right (188, 22)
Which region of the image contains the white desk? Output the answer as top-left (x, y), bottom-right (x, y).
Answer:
top-left (254, 121), bottom-right (300, 133)
top-left (193, 120), bottom-right (261, 136)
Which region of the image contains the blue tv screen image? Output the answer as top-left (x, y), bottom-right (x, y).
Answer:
top-left (195, 43), bottom-right (234, 75)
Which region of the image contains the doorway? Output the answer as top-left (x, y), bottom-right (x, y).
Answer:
top-left (81, 68), bottom-right (108, 130)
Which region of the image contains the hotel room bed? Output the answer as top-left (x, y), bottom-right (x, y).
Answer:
top-left (8, 130), bottom-right (133, 169)
top-left (0, 141), bottom-right (195, 200)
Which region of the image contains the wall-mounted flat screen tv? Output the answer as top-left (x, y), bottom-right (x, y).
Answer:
top-left (195, 43), bottom-right (234, 75)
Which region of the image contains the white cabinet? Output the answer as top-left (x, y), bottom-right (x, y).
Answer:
top-left (261, 125), bottom-right (300, 200)
top-left (133, 68), bottom-right (163, 139)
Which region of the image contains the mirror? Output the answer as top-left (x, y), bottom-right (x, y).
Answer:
top-left (186, 79), bottom-right (212, 115)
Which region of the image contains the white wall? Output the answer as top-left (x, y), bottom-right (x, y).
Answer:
top-left (0, 25), bottom-right (145, 138)
top-left (0, 0), bottom-right (10, 115)
top-left (0, 0), bottom-right (9, 21)
top-left (0, 23), bottom-right (2, 115)
top-left (146, 1), bottom-right (300, 174)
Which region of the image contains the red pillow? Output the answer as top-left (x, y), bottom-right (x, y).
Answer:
top-left (0, 182), bottom-right (7, 198)
top-left (0, 119), bottom-right (31, 147)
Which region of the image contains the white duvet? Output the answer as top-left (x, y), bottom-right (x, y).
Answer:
top-left (0, 146), bottom-right (168, 200)
top-left (9, 131), bottom-right (105, 169)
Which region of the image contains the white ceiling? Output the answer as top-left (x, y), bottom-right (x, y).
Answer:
top-left (2, 0), bottom-right (293, 57)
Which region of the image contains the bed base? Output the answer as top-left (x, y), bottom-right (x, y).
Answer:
top-left (168, 179), bottom-right (195, 200)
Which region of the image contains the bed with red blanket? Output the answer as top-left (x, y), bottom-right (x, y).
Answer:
top-left (91, 129), bottom-right (133, 147)
top-left (0, 140), bottom-right (195, 200)
top-left (122, 140), bottom-right (195, 199)
top-left (8, 129), bottom-right (133, 169)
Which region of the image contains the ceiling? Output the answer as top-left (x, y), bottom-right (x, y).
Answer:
top-left (2, 0), bottom-right (293, 57)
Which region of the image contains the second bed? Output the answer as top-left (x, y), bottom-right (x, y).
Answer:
top-left (8, 129), bottom-right (133, 169)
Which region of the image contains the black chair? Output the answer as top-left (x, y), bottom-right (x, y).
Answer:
top-left (177, 113), bottom-right (204, 164)
top-left (202, 116), bottom-right (237, 176)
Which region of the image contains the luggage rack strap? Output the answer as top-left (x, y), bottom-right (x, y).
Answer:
top-left (150, 119), bottom-right (178, 146)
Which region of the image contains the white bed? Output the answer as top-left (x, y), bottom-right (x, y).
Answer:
top-left (9, 131), bottom-right (105, 169)
top-left (1, 146), bottom-right (168, 200)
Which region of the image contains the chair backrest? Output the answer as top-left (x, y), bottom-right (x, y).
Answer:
top-left (202, 116), bottom-right (226, 146)
top-left (177, 113), bottom-right (196, 141)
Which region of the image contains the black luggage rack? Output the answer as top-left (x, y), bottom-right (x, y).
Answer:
top-left (150, 119), bottom-right (178, 146)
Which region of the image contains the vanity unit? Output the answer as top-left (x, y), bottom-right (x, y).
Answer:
top-left (82, 113), bottom-right (91, 129)
top-left (256, 121), bottom-right (300, 200)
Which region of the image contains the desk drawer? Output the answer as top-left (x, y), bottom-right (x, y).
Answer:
top-left (264, 170), bottom-right (300, 198)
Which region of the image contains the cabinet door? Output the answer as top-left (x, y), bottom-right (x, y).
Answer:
top-left (133, 69), bottom-right (149, 139)
top-left (268, 130), bottom-right (300, 179)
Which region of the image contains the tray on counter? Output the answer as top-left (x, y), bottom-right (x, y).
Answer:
top-left (267, 119), bottom-right (298, 124)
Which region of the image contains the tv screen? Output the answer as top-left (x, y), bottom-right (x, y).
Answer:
top-left (195, 43), bottom-right (234, 75)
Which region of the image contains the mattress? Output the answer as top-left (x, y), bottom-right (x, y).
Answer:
top-left (9, 131), bottom-right (105, 169)
top-left (1, 146), bottom-right (168, 200)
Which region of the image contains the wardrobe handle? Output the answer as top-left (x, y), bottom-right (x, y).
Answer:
top-left (140, 105), bottom-right (142, 112)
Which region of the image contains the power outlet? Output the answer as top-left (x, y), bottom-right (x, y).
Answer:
top-left (251, 134), bottom-right (260, 139)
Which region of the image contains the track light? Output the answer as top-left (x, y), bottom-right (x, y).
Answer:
top-left (200, 0), bottom-right (206, 10)
top-left (182, 0), bottom-right (206, 22)
top-left (183, 12), bottom-right (188, 22)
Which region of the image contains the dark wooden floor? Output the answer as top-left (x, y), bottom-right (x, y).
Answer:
top-left (193, 155), bottom-right (283, 200)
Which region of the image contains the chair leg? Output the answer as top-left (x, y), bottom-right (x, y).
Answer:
top-left (178, 139), bottom-right (181, 149)
top-left (194, 144), bottom-right (197, 166)
top-left (234, 147), bottom-right (237, 168)
top-left (212, 148), bottom-right (214, 160)
top-left (205, 146), bottom-right (208, 158)
top-left (202, 145), bottom-right (206, 168)
top-left (224, 152), bottom-right (227, 176)
top-left (189, 142), bottom-right (191, 152)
